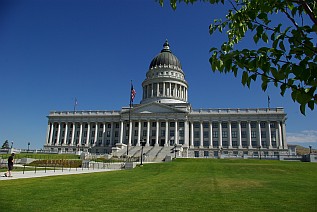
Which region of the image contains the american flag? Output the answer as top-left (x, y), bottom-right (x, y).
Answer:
top-left (131, 84), bottom-right (136, 102)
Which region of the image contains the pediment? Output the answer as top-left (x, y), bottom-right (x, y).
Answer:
top-left (123, 102), bottom-right (188, 114)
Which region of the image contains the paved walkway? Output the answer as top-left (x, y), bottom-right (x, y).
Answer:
top-left (0, 168), bottom-right (117, 181)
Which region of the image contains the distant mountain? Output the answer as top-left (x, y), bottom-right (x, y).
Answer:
top-left (295, 145), bottom-right (316, 155)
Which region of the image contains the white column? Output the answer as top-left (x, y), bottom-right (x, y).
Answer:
top-left (110, 122), bottom-right (114, 146)
top-left (128, 120), bottom-right (132, 146)
top-left (49, 123), bottom-right (54, 145)
top-left (238, 121), bottom-right (242, 149)
top-left (63, 123), bottom-right (68, 145)
top-left (209, 121), bottom-right (213, 148)
top-left (102, 123), bottom-right (106, 146)
top-left (156, 120), bottom-right (159, 146)
top-left (137, 121), bottom-right (141, 146)
top-left (56, 122), bottom-right (61, 145)
top-left (86, 123), bottom-right (90, 146)
top-left (156, 83), bottom-right (159, 97)
top-left (200, 122), bottom-right (203, 147)
top-left (175, 121), bottom-right (178, 145)
top-left (190, 122), bottom-right (194, 147)
top-left (267, 121), bottom-right (272, 149)
top-left (147, 120), bottom-right (150, 146)
top-left (282, 121), bottom-right (287, 149)
top-left (165, 120), bottom-right (169, 147)
top-left (151, 83), bottom-right (154, 97)
top-left (278, 122), bottom-right (283, 149)
top-left (257, 121), bottom-right (262, 147)
top-left (163, 83), bottom-right (166, 96)
top-left (184, 121), bottom-right (189, 146)
top-left (46, 122), bottom-right (51, 145)
top-left (247, 121), bottom-right (252, 148)
top-left (228, 121), bottom-right (232, 148)
top-left (79, 123), bottom-right (83, 145)
top-left (94, 123), bottom-right (98, 146)
top-left (219, 122), bottom-right (222, 148)
top-left (119, 121), bottom-right (124, 144)
top-left (71, 122), bottom-right (76, 146)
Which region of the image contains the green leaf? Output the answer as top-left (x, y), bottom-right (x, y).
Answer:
top-left (300, 104), bottom-right (306, 115)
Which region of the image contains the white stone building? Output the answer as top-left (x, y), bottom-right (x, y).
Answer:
top-left (44, 41), bottom-right (288, 158)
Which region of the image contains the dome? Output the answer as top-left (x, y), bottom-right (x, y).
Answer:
top-left (149, 40), bottom-right (182, 70)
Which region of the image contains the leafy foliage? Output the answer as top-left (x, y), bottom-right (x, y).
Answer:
top-left (160, 0), bottom-right (317, 114)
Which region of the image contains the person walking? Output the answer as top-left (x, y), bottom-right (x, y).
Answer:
top-left (5, 153), bottom-right (15, 177)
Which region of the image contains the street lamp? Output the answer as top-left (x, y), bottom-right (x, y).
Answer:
top-left (258, 146), bottom-right (262, 160)
top-left (27, 142), bottom-right (30, 157)
top-left (174, 144), bottom-right (178, 159)
top-left (309, 145), bottom-right (312, 154)
top-left (140, 139), bottom-right (146, 166)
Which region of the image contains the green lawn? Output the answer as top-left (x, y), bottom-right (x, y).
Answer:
top-left (0, 159), bottom-right (316, 211)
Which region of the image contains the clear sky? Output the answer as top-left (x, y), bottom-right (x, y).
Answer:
top-left (0, 0), bottom-right (316, 150)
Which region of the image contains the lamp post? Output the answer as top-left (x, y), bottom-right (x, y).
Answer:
top-left (174, 144), bottom-right (177, 159)
top-left (258, 146), bottom-right (262, 160)
top-left (309, 145), bottom-right (312, 154)
top-left (27, 142), bottom-right (30, 157)
top-left (140, 139), bottom-right (146, 166)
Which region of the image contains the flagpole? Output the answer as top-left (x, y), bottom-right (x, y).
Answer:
top-left (127, 81), bottom-right (136, 157)
top-left (74, 97), bottom-right (77, 112)
top-left (127, 81), bottom-right (132, 157)
top-left (268, 95), bottom-right (270, 109)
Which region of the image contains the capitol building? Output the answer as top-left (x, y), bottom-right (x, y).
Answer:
top-left (44, 41), bottom-right (288, 159)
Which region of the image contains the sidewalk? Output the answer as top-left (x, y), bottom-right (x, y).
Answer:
top-left (0, 167), bottom-right (117, 181)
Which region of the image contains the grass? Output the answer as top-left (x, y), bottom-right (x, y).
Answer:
top-left (0, 159), bottom-right (316, 211)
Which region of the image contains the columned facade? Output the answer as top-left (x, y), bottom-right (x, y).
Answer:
top-left (44, 41), bottom-right (288, 158)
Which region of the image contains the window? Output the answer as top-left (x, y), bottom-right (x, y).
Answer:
top-left (170, 130), bottom-right (175, 136)
top-left (231, 122), bottom-right (237, 128)
top-left (232, 131), bottom-right (237, 138)
top-left (261, 131), bottom-right (266, 138)
top-left (193, 122), bottom-right (200, 128)
top-left (161, 122), bottom-right (166, 127)
top-left (161, 130), bottom-right (165, 137)
top-left (152, 122), bottom-right (156, 127)
top-left (251, 131), bottom-right (257, 138)
top-left (241, 131), bottom-right (247, 138)
top-left (143, 122), bottom-right (147, 127)
top-left (135, 130), bottom-right (138, 136)
top-left (241, 122), bottom-right (247, 128)
top-left (170, 122), bottom-right (175, 127)
top-left (213, 131), bottom-right (218, 138)
top-left (194, 131), bottom-right (200, 138)
top-left (270, 122), bottom-right (276, 128)
top-left (203, 131), bottom-right (209, 138)
top-left (179, 130), bottom-right (184, 137)
top-left (143, 130), bottom-right (147, 137)
top-left (115, 131), bottom-right (119, 137)
top-left (135, 122), bottom-right (138, 127)
top-left (222, 122), bottom-right (228, 128)
top-left (260, 122), bottom-right (266, 128)
top-left (212, 122), bottom-right (218, 128)
top-left (204, 151), bottom-right (209, 157)
top-left (99, 131), bottom-right (103, 137)
top-left (115, 123), bottom-right (119, 128)
top-left (152, 130), bottom-right (156, 136)
top-left (251, 122), bottom-right (256, 128)
top-left (179, 122), bottom-right (184, 127)
top-left (107, 131), bottom-right (110, 137)
top-left (203, 122), bottom-right (209, 128)
top-left (194, 151), bottom-right (199, 158)
top-left (222, 131), bottom-right (228, 138)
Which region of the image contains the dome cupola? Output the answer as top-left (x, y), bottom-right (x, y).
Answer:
top-left (141, 40), bottom-right (188, 105)
top-left (149, 40), bottom-right (182, 71)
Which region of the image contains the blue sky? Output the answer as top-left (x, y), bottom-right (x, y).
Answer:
top-left (0, 0), bottom-right (316, 150)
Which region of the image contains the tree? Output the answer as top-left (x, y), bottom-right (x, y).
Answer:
top-left (1, 140), bottom-right (10, 149)
top-left (160, 0), bottom-right (317, 114)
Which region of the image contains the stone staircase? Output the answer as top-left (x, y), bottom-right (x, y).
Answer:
top-left (112, 146), bottom-right (176, 162)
